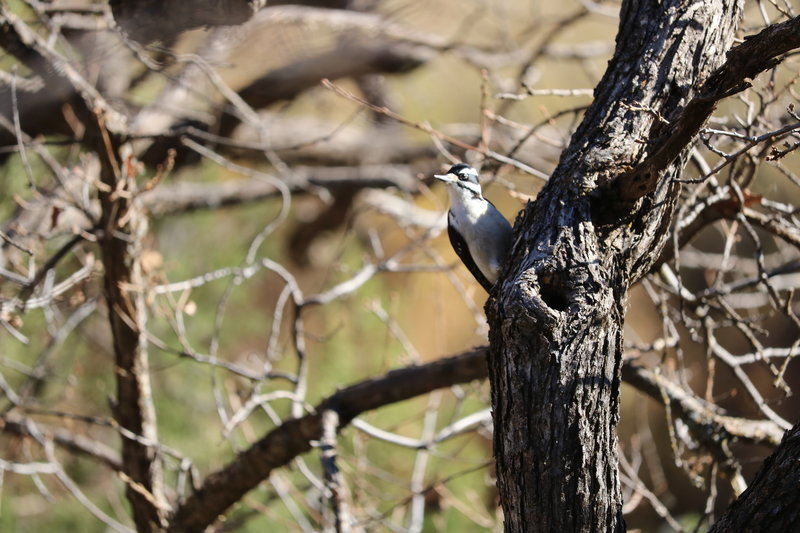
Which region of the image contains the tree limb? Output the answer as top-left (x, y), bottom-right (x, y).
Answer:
top-left (95, 128), bottom-right (167, 531)
top-left (108, 0), bottom-right (259, 43)
top-left (710, 421), bottom-right (800, 532)
top-left (622, 363), bottom-right (784, 447)
top-left (0, 415), bottom-right (122, 471)
top-left (488, 2), bottom-right (744, 531)
top-left (167, 342), bottom-right (783, 531)
top-left (168, 347), bottom-right (488, 532)
top-left (617, 15), bottom-right (800, 201)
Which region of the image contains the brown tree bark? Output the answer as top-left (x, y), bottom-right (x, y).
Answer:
top-left (96, 128), bottom-right (167, 532)
top-left (486, 1), bottom-right (743, 531)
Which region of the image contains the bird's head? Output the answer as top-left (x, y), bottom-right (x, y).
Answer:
top-left (434, 164), bottom-right (482, 199)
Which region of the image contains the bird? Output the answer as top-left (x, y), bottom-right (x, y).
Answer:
top-left (434, 164), bottom-right (513, 293)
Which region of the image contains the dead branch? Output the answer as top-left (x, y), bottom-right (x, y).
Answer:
top-left (617, 15), bottom-right (800, 202)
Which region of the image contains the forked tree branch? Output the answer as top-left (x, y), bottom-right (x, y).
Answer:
top-left (617, 14), bottom-right (800, 201)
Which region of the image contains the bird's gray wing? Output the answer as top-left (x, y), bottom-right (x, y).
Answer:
top-left (448, 221), bottom-right (494, 293)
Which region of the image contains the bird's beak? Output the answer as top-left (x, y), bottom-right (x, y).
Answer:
top-left (434, 173), bottom-right (456, 184)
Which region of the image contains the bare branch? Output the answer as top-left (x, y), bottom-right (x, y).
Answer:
top-left (95, 132), bottom-right (167, 530)
top-left (109, 0), bottom-right (258, 43)
top-left (0, 5), bottom-right (127, 131)
top-left (622, 363), bottom-right (785, 447)
top-left (320, 409), bottom-right (354, 533)
top-left (168, 348), bottom-right (488, 532)
top-left (617, 15), bottom-right (800, 201)
top-left (1, 415), bottom-right (122, 471)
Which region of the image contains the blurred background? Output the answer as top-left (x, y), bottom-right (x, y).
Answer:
top-left (1, 0), bottom-right (799, 531)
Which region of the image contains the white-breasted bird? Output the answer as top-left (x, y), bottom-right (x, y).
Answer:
top-left (434, 164), bottom-right (513, 293)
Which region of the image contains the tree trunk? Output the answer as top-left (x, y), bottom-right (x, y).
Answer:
top-left (486, 1), bottom-right (743, 531)
top-left (96, 130), bottom-right (167, 532)
top-left (710, 422), bottom-right (800, 532)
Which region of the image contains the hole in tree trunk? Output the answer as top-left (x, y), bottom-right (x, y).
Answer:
top-left (539, 273), bottom-right (569, 311)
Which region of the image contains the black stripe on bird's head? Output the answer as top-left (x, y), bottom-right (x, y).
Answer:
top-left (447, 164), bottom-right (479, 185)
top-left (434, 164), bottom-right (482, 197)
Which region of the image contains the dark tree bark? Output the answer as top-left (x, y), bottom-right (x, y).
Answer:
top-left (109, 0), bottom-right (357, 43)
top-left (95, 129), bottom-right (167, 532)
top-left (109, 0), bottom-right (258, 43)
top-left (486, 1), bottom-right (743, 531)
top-left (710, 422), bottom-right (800, 532)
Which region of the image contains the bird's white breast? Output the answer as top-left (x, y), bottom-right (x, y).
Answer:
top-left (448, 193), bottom-right (510, 282)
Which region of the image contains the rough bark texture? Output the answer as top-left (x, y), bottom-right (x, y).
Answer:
top-left (710, 422), bottom-right (800, 532)
top-left (486, 2), bottom-right (743, 531)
